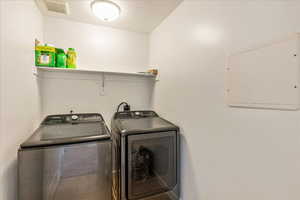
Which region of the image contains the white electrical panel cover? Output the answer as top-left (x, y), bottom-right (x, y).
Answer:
top-left (226, 34), bottom-right (300, 110)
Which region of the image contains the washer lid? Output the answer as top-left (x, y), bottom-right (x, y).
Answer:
top-left (113, 111), bottom-right (178, 135)
top-left (21, 113), bottom-right (111, 148)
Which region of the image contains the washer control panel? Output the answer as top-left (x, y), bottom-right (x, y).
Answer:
top-left (43, 113), bottom-right (104, 125)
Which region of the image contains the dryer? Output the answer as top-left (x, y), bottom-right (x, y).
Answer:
top-left (111, 111), bottom-right (180, 200)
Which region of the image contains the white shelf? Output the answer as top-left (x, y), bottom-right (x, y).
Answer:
top-left (33, 66), bottom-right (156, 78)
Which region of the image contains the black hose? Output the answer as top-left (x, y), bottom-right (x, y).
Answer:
top-left (116, 102), bottom-right (130, 112)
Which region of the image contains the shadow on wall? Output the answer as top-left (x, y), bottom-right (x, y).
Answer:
top-left (180, 129), bottom-right (201, 199)
top-left (2, 158), bottom-right (18, 200)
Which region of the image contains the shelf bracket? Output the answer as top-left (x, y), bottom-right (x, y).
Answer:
top-left (100, 72), bottom-right (105, 96)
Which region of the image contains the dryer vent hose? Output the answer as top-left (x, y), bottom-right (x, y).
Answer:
top-left (116, 102), bottom-right (131, 112)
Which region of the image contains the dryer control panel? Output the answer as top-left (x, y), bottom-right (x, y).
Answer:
top-left (114, 111), bottom-right (158, 119)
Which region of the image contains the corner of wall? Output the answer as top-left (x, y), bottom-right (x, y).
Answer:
top-left (0, 0), bottom-right (4, 199)
top-left (0, 0), bottom-right (45, 199)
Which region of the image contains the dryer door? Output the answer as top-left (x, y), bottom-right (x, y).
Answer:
top-left (127, 131), bottom-right (177, 199)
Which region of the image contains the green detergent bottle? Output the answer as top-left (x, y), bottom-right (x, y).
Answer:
top-left (66, 48), bottom-right (77, 68)
top-left (56, 48), bottom-right (66, 68)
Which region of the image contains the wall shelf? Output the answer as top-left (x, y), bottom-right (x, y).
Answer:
top-left (33, 66), bottom-right (157, 78)
top-left (33, 66), bottom-right (157, 97)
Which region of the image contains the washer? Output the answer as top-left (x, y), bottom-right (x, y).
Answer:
top-left (111, 111), bottom-right (180, 200)
top-left (18, 113), bottom-right (112, 200)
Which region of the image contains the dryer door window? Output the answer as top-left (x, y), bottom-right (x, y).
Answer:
top-left (127, 131), bottom-right (177, 199)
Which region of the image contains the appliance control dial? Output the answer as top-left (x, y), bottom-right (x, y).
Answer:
top-left (71, 115), bottom-right (79, 120)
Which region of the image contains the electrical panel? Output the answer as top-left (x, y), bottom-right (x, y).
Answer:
top-left (226, 34), bottom-right (300, 110)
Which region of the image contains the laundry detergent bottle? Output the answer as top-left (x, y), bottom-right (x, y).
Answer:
top-left (66, 48), bottom-right (77, 68)
top-left (56, 48), bottom-right (66, 68)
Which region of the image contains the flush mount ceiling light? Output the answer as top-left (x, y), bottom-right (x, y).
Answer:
top-left (91, 0), bottom-right (121, 22)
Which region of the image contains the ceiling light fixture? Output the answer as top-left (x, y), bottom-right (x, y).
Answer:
top-left (91, 0), bottom-right (121, 22)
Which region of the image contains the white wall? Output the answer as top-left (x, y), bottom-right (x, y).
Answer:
top-left (44, 16), bottom-right (149, 73)
top-left (40, 16), bottom-right (153, 124)
top-left (0, 1), bottom-right (43, 199)
top-left (38, 70), bottom-right (155, 124)
top-left (150, 1), bottom-right (300, 200)
top-left (0, 1), bottom-right (4, 198)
